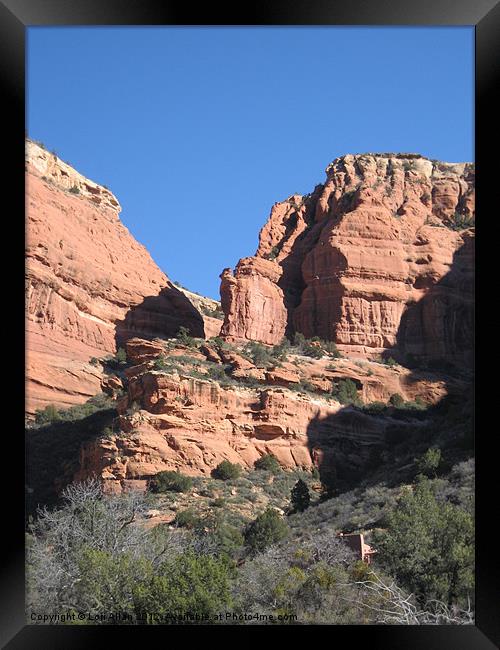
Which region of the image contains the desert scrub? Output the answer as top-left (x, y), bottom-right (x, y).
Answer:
top-left (331, 379), bottom-right (362, 406)
top-left (389, 393), bottom-right (404, 408)
top-left (254, 454), bottom-right (282, 474)
top-left (149, 471), bottom-right (193, 494)
top-left (212, 460), bottom-right (242, 481)
top-left (33, 393), bottom-right (115, 426)
top-left (244, 508), bottom-right (289, 554)
top-left (174, 508), bottom-right (204, 529)
top-left (243, 341), bottom-right (273, 368)
top-left (176, 326), bottom-right (198, 348)
top-left (447, 212), bottom-right (474, 231)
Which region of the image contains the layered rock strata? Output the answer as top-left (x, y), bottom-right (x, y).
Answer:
top-left (26, 140), bottom-right (204, 414)
top-left (74, 339), bottom-right (454, 492)
top-left (220, 154), bottom-right (474, 365)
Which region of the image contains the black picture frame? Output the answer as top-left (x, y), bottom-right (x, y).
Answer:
top-left (1, 1), bottom-right (497, 647)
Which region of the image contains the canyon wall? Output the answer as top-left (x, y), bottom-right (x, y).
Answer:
top-left (72, 337), bottom-right (459, 493)
top-left (26, 140), bottom-right (205, 414)
top-left (220, 154), bottom-right (475, 365)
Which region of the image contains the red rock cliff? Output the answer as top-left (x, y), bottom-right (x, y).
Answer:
top-left (220, 154), bottom-right (474, 365)
top-left (26, 140), bottom-right (204, 414)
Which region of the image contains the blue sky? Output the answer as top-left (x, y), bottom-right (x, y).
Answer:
top-left (27, 27), bottom-right (474, 299)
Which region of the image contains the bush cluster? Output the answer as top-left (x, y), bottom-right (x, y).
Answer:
top-left (332, 379), bottom-right (361, 406)
top-left (244, 507), bottom-right (289, 553)
top-left (33, 393), bottom-right (114, 426)
top-left (212, 460), bottom-right (242, 481)
top-left (254, 454), bottom-right (282, 474)
top-left (293, 333), bottom-right (341, 359)
top-left (149, 471), bottom-right (193, 494)
top-left (177, 326), bottom-right (197, 348)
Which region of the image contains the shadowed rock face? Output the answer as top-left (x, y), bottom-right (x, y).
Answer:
top-left (305, 239), bottom-right (474, 493)
top-left (25, 140), bottom-right (204, 414)
top-left (220, 153), bottom-right (474, 364)
top-left (395, 235), bottom-right (474, 367)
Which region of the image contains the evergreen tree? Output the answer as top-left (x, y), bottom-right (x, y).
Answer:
top-left (291, 479), bottom-right (311, 512)
top-left (244, 508), bottom-right (289, 553)
top-left (373, 478), bottom-right (474, 606)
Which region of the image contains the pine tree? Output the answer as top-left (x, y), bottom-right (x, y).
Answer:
top-left (291, 479), bottom-right (311, 512)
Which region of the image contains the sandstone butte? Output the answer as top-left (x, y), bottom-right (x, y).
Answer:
top-left (25, 139), bottom-right (221, 415)
top-left (220, 153), bottom-right (474, 367)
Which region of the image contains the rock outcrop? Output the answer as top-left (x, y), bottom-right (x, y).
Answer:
top-left (73, 338), bottom-right (456, 493)
top-left (175, 285), bottom-right (223, 339)
top-left (74, 371), bottom-right (382, 492)
top-left (26, 140), bottom-right (205, 414)
top-left (220, 154), bottom-right (474, 366)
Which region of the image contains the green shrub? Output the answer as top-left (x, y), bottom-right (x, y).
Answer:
top-left (76, 548), bottom-right (150, 617)
top-left (384, 357), bottom-right (397, 367)
top-left (149, 471), bottom-right (193, 493)
top-left (177, 326), bottom-right (196, 348)
top-left (402, 399), bottom-right (427, 411)
top-left (174, 508), bottom-right (202, 529)
top-left (206, 365), bottom-right (230, 383)
top-left (254, 454), bottom-right (282, 474)
top-left (244, 507), bottom-right (289, 553)
top-left (362, 401), bottom-right (387, 414)
top-left (102, 426), bottom-right (114, 439)
top-left (211, 522), bottom-right (245, 556)
top-left (115, 347), bottom-right (127, 364)
top-left (415, 447), bottom-right (442, 478)
top-left (448, 212), bottom-right (474, 231)
top-left (208, 336), bottom-right (229, 350)
top-left (267, 246), bottom-right (280, 261)
top-left (302, 343), bottom-right (324, 359)
top-left (212, 460), bottom-right (242, 481)
top-left (291, 479), bottom-right (311, 512)
top-left (373, 479), bottom-right (474, 606)
top-left (244, 341), bottom-right (272, 368)
top-left (200, 304), bottom-right (224, 319)
top-left (389, 393), bottom-right (405, 408)
top-left (34, 394), bottom-right (114, 426)
top-left (69, 185), bottom-right (80, 194)
top-left (321, 340), bottom-right (341, 358)
top-left (293, 332), bottom-right (323, 358)
top-left (133, 550), bottom-right (234, 621)
top-left (34, 404), bottom-right (61, 426)
top-left (297, 379), bottom-right (319, 394)
top-left (153, 355), bottom-right (169, 370)
top-left (332, 379), bottom-right (361, 406)
top-left (271, 337), bottom-right (291, 361)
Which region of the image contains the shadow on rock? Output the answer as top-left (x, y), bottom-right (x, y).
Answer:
top-left (114, 283), bottom-right (205, 346)
top-left (306, 236), bottom-right (474, 497)
top-left (385, 234), bottom-right (474, 372)
top-left (25, 407), bottom-right (117, 516)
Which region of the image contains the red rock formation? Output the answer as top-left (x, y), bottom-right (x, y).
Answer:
top-left (220, 258), bottom-right (288, 344)
top-left (73, 339), bottom-right (456, 492)
top-left (220, 154), bottom-right (474, 365)
top-left (26, 140), bottom-right (204, 414)
top-left (74, 371), bottom-right (365, 492)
